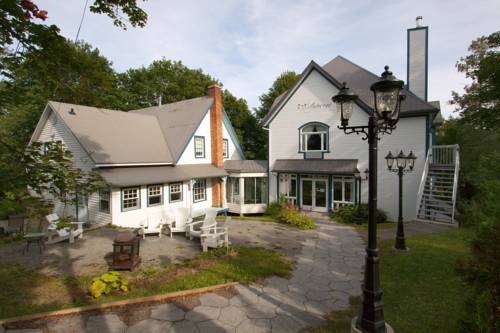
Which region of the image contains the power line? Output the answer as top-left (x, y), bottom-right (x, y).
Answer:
top-left (75, 0), bottom-right (89, 43)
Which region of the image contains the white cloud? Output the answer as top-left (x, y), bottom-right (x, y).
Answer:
top-left (37, 0), bottom-right (499, 117)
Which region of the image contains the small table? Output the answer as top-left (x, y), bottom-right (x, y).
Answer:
top-left (23, 232), bottom-right (46, 254)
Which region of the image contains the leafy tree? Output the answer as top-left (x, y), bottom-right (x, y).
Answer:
top-left (0, 141), bottom-right (108, 219)
top-left (451, 31), bottom-right (500, 130)
top-left (223, 90), bottom-right (266, 159)
top-left (0, 0), bottom-right (147, 51)
top-left (255, 71), bottom-right (299, 121)
top-left (441, 30), bottom-right (500, 332)
top-left (117, 59), bottom-right (213, 110)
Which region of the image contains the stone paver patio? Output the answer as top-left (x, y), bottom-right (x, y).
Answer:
top-left (2, 219), bottom-right (365, 332)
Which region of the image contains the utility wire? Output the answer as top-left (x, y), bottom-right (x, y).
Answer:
top-left (75, 0), bottom-right (89, 43)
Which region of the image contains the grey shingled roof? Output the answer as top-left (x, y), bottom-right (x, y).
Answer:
top-left (99, 164), bottom-right (227, 187)
top-left (49, 101), bottom-right (173, 165)
top-left (273, 159), bottom-right (359, 175)
top-left (224, 160), bottom-right (268, 173)
top-left (130, 97), bottom-right (213, 161)
top-left (47, 97), bottom-right (213, 165)
top-left (263, 55), bottom-right (439, 126)
top-left (322, 56), bottom-right (438, 115)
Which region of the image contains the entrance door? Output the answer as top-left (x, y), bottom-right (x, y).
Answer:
top-left (301, 177), bottom-right (327, 212)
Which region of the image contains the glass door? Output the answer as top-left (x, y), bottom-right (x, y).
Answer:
top-left (302, 179), bottom-right (313, 208)
top-left (314, 180), bottom-right (327, 209)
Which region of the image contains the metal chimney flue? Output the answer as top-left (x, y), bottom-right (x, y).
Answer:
top-left (416, 16), bottom-right (423, 27)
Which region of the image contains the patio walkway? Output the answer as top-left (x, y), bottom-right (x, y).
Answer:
top-left (4, 219), bottom-right (364, 333)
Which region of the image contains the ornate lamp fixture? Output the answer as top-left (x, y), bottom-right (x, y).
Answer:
top-left (331, 66), bottom-right (406, 333)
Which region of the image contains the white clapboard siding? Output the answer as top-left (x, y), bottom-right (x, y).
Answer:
top-left (268, 69), bottom-right (427, 221)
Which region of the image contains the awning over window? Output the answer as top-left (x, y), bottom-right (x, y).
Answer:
top-left (272, 159), bottom-right (359, 175)
top-left (98, 164), bottom-right (227, 187)
top-left (224, 160), bottom-right (268, 173)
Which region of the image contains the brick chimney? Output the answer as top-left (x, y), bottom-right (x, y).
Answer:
top-left (207, 83), bottom-right (224, 207)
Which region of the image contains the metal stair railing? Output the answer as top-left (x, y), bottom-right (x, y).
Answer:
top-left (416, 146), bottom-right (432, 217)
top-left (451, 145), bottom-right (460, 223)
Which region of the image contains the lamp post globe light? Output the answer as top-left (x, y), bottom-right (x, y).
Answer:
top-left (385, 150), bottom-right (417, 251)
top-left (332, 66), bottom-right (405, 333)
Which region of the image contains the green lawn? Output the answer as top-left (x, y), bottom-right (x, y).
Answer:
top-left (310, 229), bottom-right (471, 333)
top-left (0, 246), bottom-right (292, 319)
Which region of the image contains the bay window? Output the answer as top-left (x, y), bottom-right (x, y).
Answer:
top-left (244, 177), bottom-right (268, 204)
top-left (226, 177), bottom-right (240, 204)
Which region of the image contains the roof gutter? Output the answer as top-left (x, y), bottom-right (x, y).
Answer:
top-left (96, 162), bottom-right (174, 168)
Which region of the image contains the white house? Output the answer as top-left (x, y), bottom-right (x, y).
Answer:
top-left (30, 84), bottom-right (248, 227)
top-left (262, 19), bottom-right (457, 223)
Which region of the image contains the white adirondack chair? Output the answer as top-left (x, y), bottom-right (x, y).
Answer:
top-left (186, 208), bottom-right (218, 240)
top-left (167, 207), bottom-right (193, 238)
top-left (45, 213), bottom-right (84, 245)
top-left (200, 224), bottom-right (229, 252)
top-left (140, 213), bottom-right (165, 239)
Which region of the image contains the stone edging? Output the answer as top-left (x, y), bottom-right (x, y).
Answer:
top-left (0, 282), bottom-right (238, 327)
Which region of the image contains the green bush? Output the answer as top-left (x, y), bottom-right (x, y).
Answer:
top-left (89, 271), bottom-right (128, 298)
top-left (331, 204), bottom-right (387, 224)
top-left (279, 208), bottom-right (315, 230)
top-left (457, 220), bottom-right (500, 332)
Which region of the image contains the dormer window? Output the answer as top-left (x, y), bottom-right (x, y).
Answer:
top-left (299, 123), bottom-right (328, 152)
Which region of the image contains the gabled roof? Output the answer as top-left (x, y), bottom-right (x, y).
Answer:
top-left (40, 96), bottom-right (215, 166)
top-left (47, 101), bottom-right (173, 165)
top-left (262, 55), bottom-right (439, 127)
top-left (130, 97), bottom-right (213, 162)
top-left (323, 56), bottom-right (438, 116)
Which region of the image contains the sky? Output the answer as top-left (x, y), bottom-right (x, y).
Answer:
top-left (36, 0), bottom-right (500, 118)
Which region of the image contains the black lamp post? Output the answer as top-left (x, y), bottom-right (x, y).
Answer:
top-left (332, 66), bottom-right (405, 333)
top-left (385, 150), bottom-right (417, 251)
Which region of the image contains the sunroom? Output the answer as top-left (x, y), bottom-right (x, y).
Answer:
top-left (224, 160), bottom-right (269, 215)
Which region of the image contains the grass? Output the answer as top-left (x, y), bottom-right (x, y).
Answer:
top-left (0, 246), bottom-right (291, 319)
top-left (333, 220), bottom-right (395, 233)
top-left (311, 229), bottom-right (471, 332)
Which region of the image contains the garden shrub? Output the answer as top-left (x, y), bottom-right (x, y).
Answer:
top-left (279, 207), bottom-right (315, 230)
top-left (266, 196), bottom-right (315, 230)
top-left (457, 219), bottom-right (500, 332)
top-left (331, 204), bottom-right (387, 224)
top-left (89, 271), bottom-right (128, 298)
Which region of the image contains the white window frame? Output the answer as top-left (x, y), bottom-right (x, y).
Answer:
top-left (279, 174), bottom-right (297, 204)
top-left (193, 179), bottom-right (206, 202)
top-left (169, 182), bottom-right (183, 203)
top-left (299, 124), bottom-right (328, 152)
top-left (244, 177), bottom-right (268, 205)
top-left (226, 177), bottom-right (240, 204)
top-left (223, 138), bottom-right (229, 158)
top-left (122, 187), bottom-right (140, 211)
top-left (99, 188), bottom-right (111, 213)
top-left (194, 136), bottom-right (205, 158)
top-left (332, 177), bottom-right (355, 210)
top-left (147, 184), bottom-right (163, 207)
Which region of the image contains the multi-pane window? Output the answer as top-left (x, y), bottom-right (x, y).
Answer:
top-left (99, 188), bottom-right (110, 213)
top-left (223, 139), bottom-right (229, 158)
top-left (244, 177), bottom-right (268, 204)
top-left (194, 136), bottom-right (205, 158)
top-left (333, 177), bottom-right (355, 210)
top-left (279, 174), bottom-right (297, 198)
top-left (226, 177), bottom-right (240, 204)
top-left (299, 123), bottom-right (328, 152)
top-left (147, 184), bottom-right (162, 206)
top-left (169, 182), bottom-right (183, 202)
top-left (122, 187), bottom-right (140, 211)
top-left (193, 179), bottom-right (206, 202)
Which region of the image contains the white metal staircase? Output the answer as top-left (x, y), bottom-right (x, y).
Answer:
top-left (416, 145), bottom-right (460, 225)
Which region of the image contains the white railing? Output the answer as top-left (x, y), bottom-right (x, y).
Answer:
top-left (431, 145), bottom-right (457, 166)
top-left (416, 147), bottom-right (432, 217)
top-left (451, 145), bottom-right (460, 223)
